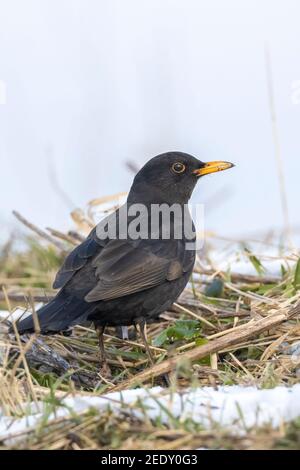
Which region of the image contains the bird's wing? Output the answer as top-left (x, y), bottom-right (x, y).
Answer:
top-left (53, 209), bottom-right (122, 290)
top-left (85, 238), bottom-right (194, 302)
top-left (53, 228), bottom-right (104, 289)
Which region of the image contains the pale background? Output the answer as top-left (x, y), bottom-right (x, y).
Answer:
top-left (0, 0), bottom-right (299, 242)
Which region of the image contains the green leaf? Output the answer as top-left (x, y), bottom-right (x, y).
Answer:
top-left (256, 283), bottom-right (277, 295)
top-left (153, 320), bottom-right (201, 347)
top-left (294, 259), bottom-right (300, 291)
top-left (152, 330), bottom-right (169, 347)
top-left (281, 263), bottom-right (287, 278)
top-left (244, 247), bottom-right (265, 275)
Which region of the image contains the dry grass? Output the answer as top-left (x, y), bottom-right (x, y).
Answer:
top-left (0, 195), bottom-right (300, 449)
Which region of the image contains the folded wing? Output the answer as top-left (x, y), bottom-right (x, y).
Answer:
top-left (85, 238), bottom-right (194, 302)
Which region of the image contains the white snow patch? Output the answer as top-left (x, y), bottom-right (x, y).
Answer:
top-left (0, 304), bottom-right (43, 323)
top-left (1, 384), bottom-right (300, 444)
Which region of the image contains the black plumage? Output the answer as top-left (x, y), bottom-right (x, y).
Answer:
top-left (13, 152), bottom-right (233, 372)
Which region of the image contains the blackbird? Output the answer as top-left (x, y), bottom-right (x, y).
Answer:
top-left (13, 152), bottom-right (234, 373)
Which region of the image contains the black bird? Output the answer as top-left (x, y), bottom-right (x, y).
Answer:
top-left (13, 152), bottom-right (233, 374)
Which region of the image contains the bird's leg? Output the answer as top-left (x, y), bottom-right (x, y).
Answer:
top-left (135, 319), bottom-right (170, 387)
top-left (95, 324), bottom-right (111, 378)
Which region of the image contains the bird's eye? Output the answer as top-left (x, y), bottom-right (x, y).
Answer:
top-left (171, 162), bottom-right (186, 174)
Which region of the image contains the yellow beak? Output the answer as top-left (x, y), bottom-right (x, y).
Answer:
top-left (193, 160), bottom-right (234, 177)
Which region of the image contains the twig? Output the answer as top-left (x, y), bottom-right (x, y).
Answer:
top-left (46, 227), bottom-right (80, 246)
top-left (12, 211), bottom-right (66, 251)
top-left (2, 286), bottom-right (40, 407)
top-left (173, 302), bottom-right (216, 329)
top-left (264, 43), bottom-right (292, 247)
top-left (109, 301), bottom-right (300, 391)
top-left (194, 267), bottom-right (280, 284)
top-left (68, 231), bottom-right (85, 243)
top-left (175, 297), bottom-right (250, 318)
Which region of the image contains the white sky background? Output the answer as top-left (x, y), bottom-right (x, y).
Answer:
top-left (0, 0), bottom-right (299, 242)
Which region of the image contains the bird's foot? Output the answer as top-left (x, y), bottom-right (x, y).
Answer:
top-left (98, 361), bottom-right (112, 379)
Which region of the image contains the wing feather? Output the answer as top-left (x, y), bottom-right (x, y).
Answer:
top-left (85, 239), bottom-right (191, 302)
top-left (53, 229), bottom-right (103, 289)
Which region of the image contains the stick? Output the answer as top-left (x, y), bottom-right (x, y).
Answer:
top-left (264, 43), bottom-right (292, 247)
top-left (175, 298), bottom-right (250, 318)
top-left (109, 301), bottom-right (300, 392)
top-left (12, 210), bottom-right (66, 251)
top-left (68, 231), bottom-right (85, 243)
top-left (46, 227), bottom-right (80, 246)
top-left (194, 267), bottom-right (280, 284)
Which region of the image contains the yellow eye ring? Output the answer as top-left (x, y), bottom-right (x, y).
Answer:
top-left (172, 162), bottom-right (186, 174)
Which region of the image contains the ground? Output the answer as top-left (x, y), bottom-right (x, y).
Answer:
top-left (0, 198), bottom-right (300, 449)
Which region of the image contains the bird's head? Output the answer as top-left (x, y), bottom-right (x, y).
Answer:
top-left (128, 151), bottom-right (234, 204)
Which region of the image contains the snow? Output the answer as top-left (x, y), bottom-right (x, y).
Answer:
top-left (0, 304), bottom-right (44, 323)
top-left (1, 384), bottom-right (300, 444)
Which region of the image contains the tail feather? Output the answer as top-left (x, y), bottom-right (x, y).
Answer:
top-left (12, 293), bottom-right (93, 334)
